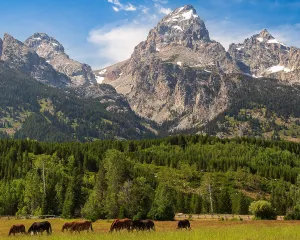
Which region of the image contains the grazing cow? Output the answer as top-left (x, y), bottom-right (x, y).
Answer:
top-left (28, 221), bottom-right (52, 235)
top-left (131, 220), bottom-right (145, 231)
top-left (8, 224), bottom-right (26, 236)
top-left (131, 220), bottom-right (155, 231)
top-left (70, 221), bottom-right (93, 233)
top-left (177, 219), bottom-right (191, 230)
top-left (141, 220), bottom-right (155, 231)
top-left (109, 219), bottom-right (119, 232)
top-left (110, 218), bottom-right (132, 232)
top-left (61, 222), bottom-right (75, 232)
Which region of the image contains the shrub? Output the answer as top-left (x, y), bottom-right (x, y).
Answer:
top-left (249, 200), bottom-right (277, 220)
top-left (284, 206), bottom-right (300, 220)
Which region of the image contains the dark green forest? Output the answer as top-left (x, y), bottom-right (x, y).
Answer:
top-left (1, 135), bottom-right (300, 220)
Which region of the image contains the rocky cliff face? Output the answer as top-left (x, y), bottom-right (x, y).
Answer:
top-left (0, 33), bottom-right (70, 87)
top-left (98, 5), bottom-right (239, 129)
top-left (229, 29), bottom-right (300, 83)
top-left (98, 5), bottom-right (300, 132)
top-left (25, 33), bottom-right (96, 87)
top-left (130, 5), bottom-right (239, 73)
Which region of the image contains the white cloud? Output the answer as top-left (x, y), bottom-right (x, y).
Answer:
top-left (112, 6), bottom-right (120, 12)
top-left (107, 0), bottom-right (137, 12)
top-left (159, 7), bottom-right (172, 15)
top-left (88, 23), bottom-right (152, 69)
top-left (123, 3), bottom-right (136, 11)
top-left (152, 0), bottom-right (168, 4)
top-left (108, 0), bottom-right (121, 7)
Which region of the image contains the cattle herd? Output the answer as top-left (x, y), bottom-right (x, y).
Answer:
top-left (7, 219), bottom-right (191, 236)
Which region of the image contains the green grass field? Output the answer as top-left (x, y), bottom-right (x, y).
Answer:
top-left (1, 218), bottom-right (300, 240)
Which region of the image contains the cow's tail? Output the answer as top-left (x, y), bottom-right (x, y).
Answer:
top-left (90, 222), bottom-right (93, 232)
top-left (49, 223), bottom-right (52, 234)
top-left (27, 226), bottom-right (32, 234)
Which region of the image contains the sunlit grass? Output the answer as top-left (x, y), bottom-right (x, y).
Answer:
top-left (1, 218), bottom-right (300, 240)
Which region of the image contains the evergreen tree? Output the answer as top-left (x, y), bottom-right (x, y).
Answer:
top-left (149, 183), bottom-right (175, 220)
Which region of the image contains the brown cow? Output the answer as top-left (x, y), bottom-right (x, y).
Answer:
top-left (109, 219), bottom-right (119, 232)
top-left (8, 224), bottom-right (26, 236)
top-left (110, 218), bottom-right (132, 232)
top-left (61, 222), bottom-right (75, 232)
top-left (70, 221), bottom-right (93, 233)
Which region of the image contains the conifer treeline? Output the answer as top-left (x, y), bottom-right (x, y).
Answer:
top-left (1, 135), bottom-right (300, 220)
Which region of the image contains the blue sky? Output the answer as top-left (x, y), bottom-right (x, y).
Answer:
top-left (0, 0), bottom-right (299, 69)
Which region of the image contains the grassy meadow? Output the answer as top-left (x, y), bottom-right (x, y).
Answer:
top-left (1, 218), bottom-right (300, 240)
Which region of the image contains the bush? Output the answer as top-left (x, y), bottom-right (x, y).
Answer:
top-left (284, 206), bottom-right (300, 220)
top-left (249, 200), bottom-right (277, 220)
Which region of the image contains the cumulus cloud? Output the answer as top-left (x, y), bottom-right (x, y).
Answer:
top-left (88, 22), bottom-right (152, 69)
top-left (158, 7), bottom-right (172, 15)
top-left (107, 0), bottom-right (137, 12)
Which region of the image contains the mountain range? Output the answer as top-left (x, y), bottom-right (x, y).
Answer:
top-left (1, 4), bottom-right (300, 142)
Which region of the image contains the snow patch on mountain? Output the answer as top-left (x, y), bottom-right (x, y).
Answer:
top-left (266, 65), bottom-right (292, 73)
top-left (172, 26), bottom-right (183, 31)
top-left (256, 37), bottom-right (264, 42)
top-left (96, 76), bottom-right (105, 84)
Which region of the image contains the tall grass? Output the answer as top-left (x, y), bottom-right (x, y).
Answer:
top-left (1, 219), bottom-right (300, 240)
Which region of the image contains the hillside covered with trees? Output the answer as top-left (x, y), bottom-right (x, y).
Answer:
top-left (1, 135), bottom-right (300, 220)
top-left (0, 61), bottom-right (155, 141)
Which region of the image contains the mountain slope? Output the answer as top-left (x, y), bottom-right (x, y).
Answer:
top-left (0, 61), bottom-right (156, 141)
top-left (199, 74), bottom-right (300, 141)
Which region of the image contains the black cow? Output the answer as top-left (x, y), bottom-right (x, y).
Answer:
top-left (131, 220), bottom-right (155, 231)
top-left (141, 220), bottom-right (155, 231)
top-left (28, 221), bottom-right (52, 235)
top-left (177, 219), bottom-right (191, 230)
top-left (131, 220), bottom-right (145, 231)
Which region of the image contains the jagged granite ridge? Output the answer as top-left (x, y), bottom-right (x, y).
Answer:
top-left (0, 33), bottom-right (70, 87)
top-left (25, 33), bottom-right (96, 87)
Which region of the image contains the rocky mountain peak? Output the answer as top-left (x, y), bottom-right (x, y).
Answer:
top-left (1, 33), bottom-right (70, 87)
top-left (258, 29), bottom-right (274, 40)
top-left (252, 29), bottom-right (281, 44)
top-left (3, 33), bottom-right (22, 47)
top-left (162, 4), bottom-right (198, 23)
top-left (156, 5), bottom-right (210, 45)
top-left (228, 29), bottom-right (300, 82)
top-left (25, 33), bottom-right (96, 87)
top-left (25, 33), bottom-right (65, 60)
